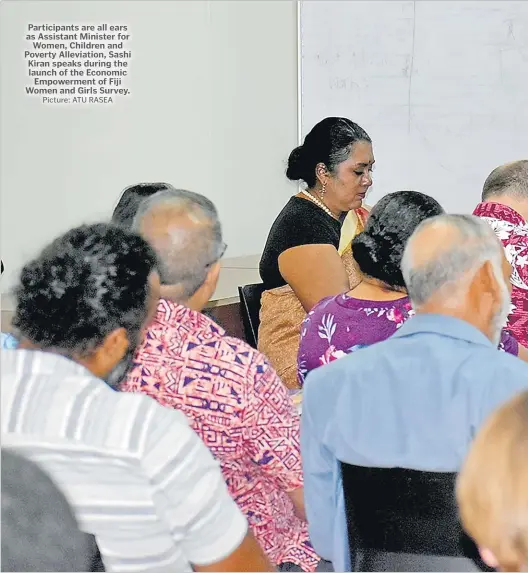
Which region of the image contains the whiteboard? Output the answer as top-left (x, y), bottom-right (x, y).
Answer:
top-left (300, 1), bottom-right (528, 213)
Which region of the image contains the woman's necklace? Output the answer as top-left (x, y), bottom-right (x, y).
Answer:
top-left (301, 189), bottom-right (335, 218)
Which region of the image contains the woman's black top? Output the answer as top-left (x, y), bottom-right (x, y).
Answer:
top-left (259, 196), bottom-right (342, 291)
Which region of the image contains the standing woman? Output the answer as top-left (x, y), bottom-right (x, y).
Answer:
top-left (259, 117), bottom-right (374, 389)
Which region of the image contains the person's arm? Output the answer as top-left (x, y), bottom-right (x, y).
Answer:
top-left (144, 405), bottom-right (274, 572)
top-left (195, 531), bottom-right (273, 572)
top-left (478, 361), bottom-right (528, 430)
top-left (278, 244), bottom-right (350, 312)
top-left (286, 487), bottom-right (307, 522)
top-left (518, 343), bottom-right (528, 363)
top-left (300, 372), bottom-right (338, 562)
top-left (240, 350), bottom-right (306, 521)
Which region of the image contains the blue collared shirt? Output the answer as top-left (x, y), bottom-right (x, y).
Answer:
top-left (301, 314), bottom-right (528, 572)
top-left (1, 333), bottom-right (18, 349)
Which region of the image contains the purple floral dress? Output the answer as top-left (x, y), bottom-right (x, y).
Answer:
top-left (297, 293), bottom-right (519, 387)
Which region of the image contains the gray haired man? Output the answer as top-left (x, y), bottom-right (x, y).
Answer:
top-left (301, 214), bottom-right (528, 572)
top-left (120, 189), bottom-right (325, 572)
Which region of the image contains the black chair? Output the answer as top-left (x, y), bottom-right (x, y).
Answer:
top-left (340, 463), bottom-right (487, 572)
top-left (238, 283), bottom-right (265, 349)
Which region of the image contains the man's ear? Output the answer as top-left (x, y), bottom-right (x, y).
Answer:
top-left (102, 327), bottom-right (129, 358)
top-left (471, 260), bottom-right (504, 311)
top-left (477, 260), bottom-right (498, 295)
top-left (479, 547), bottom-right (498, 569)
top-left (204, 261), bottom-right (221, 289)
top-left (92, 327), bottom-right (129, 376)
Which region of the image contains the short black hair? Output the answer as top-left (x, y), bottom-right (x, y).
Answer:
top-left (13, 223), bottom-right (157, 356)
top-left (286, 117), bottom-right (371, 188)
top-left (352, 191), bottom-right (444, 289)
top-left (482, 160), bottom-right (528, 201)
top-left (112, 182), bottom-right (175, 228)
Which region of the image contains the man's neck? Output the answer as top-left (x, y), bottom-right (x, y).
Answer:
top-left (415, 303), bottom-right (494, 343)
top-left (486, 195), bottom-right (528, 222)
top-left (18, 339), bottom-right (100, 376)
top-left (159, 285), bottom-right (206, 312)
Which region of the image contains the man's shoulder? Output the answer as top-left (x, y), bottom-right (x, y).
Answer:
top-left (141, 302), bottom-right (227, 351)
top-left (159, 311), bottom-right (255, 361)
top-left (473, 345), bottom-right (528, 377)
top-left (305, 332), bottom-right (528, 388)
top-left (304, 338), bottom-right (391, 393)
top-left (2, 349), bottom-right (192, 452)
top-left (220, 334), bottom-right (273, 374)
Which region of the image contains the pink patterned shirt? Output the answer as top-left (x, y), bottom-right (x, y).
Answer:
top-left (121, 299), bottom-right (319, 571)
top-left (474, 202), bottom-right (528, 346)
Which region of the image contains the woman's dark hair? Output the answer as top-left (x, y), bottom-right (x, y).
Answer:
top-left (111, 182), bottom-right (175, 229)
top-left (352, 191), bottom-right (444, 289)
top-left (286, 117), bottom-right (371, 188)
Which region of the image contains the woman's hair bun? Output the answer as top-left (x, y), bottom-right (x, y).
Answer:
top-left (286, 145), bottom-right (306, 181)
top-left (352, 230), bottom-right (405, 288)
top-left (352, 232), bottom-right (382, 269)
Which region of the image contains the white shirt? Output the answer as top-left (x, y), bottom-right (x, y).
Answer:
top-left (1, 349), bottom-right (248, 572)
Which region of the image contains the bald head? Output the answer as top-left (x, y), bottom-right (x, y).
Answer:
top-left (133, 189), bottom-right (224, 300)
top-left (401, 214), bottom-right (505, 308)
top-left (482, 160), bottom-right (528, 202)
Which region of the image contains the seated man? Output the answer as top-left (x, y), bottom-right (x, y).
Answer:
top-left (301, 214), bottom-right (528, 571)
top-left (457, 390), bottom-right (528, 573)
top-left (1, 332), bottom-right (18, 349)
top-left (2, 223), bottom-right (272, 573)
top-left (473, 160), bottom-right (528, 345)
top-left (120, 189), bottom-right (322, 572)
top-left (111, 182), bottom-right (223, 329)
top-left (1, 260), bottom-right (18, 349)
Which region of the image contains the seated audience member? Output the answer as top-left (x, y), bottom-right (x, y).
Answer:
top-left (121, 189), bottom-right (323, 572)
top-left (473, 160), bottom-right (528, 345)
top-left (2, 449), bottom-right (99, 572)
top-left (111, 181), bottom-right (175, 228)
top-left (299, 191), bottom-right (526, 383)
top-left (111, 181), bottom-right (222, 327)
top-left (1, 332), bottom-right (18, 349)
top-left (1, 224), bottom-right (272, 573)
top-left (457, 390), bottom-right (528, 572)
top-left (300, 214), bottom-right (528, 571)
top-left (259, 117), bottom-right (374, 389)
top-left (1, 260), bottom-right (18, 349)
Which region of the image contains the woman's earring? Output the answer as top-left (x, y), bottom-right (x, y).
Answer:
top-left (321, 181), bottom-right (327, 199)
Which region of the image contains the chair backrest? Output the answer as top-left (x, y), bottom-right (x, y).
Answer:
top-left (238, 283), bottom-right (265, 348)
top-left (340, 463), bottom-right (479, 559)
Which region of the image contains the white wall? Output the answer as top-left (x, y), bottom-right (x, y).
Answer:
top-left (0, 0), bottom-right (298, 295)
